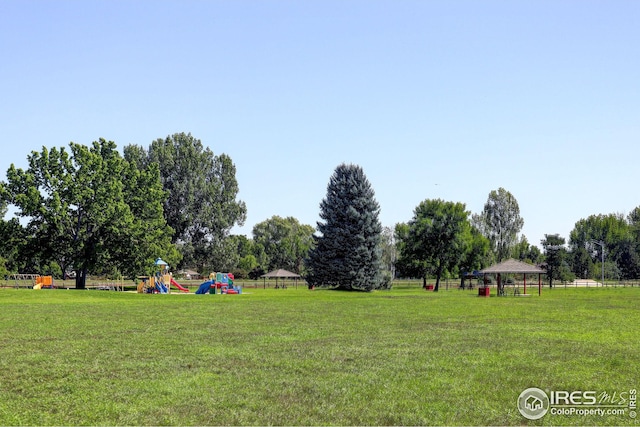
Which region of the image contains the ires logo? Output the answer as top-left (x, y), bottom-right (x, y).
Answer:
top-left (550, 390), bottom-right (597, 405)
top-left (518, 387), bottom-right (634, 420)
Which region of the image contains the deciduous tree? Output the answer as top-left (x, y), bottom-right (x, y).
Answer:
top-left (1, 140), bottom-right (177, 288)
top-left (512, 236), bottom-right (542, 264)
top-left (542, 234), bottom-right (571, 288)
top-left (396, 199), bottom-right (470, 291)
top-left (568, 213), bottom-right (639, 280)
top-left (474, 187), bottom-right (524, 261)
top-left (125, 133), bottom-right (246, 271)
top-left (0, 201), bottom-right (26, 274)
top-left (252, 216), bottom-right (314, 274)
top-left (459, 225), bottom-right (492, 278)
top-left (379, 226), bottom-right (397, 283)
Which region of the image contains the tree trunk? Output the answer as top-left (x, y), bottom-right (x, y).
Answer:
top-left (75, 268), bottom-right (87, 289)
top-left (422, 276), bottom-right (427, 289)
top-left (434, 264), bottom-right (443, 292)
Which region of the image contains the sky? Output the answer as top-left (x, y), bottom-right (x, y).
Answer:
top-left (1, 0), bottom-right (638, 248)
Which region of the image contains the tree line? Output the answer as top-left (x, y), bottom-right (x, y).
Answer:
top-left (0, 134), bottom-right (246, 288)
top-left (1, 135), bottom-right (639, 290)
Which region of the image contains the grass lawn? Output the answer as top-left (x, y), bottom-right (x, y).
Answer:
top-left (0, 286), bottom-right (637, 426)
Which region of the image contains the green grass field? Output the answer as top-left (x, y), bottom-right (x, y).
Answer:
top-left (0, 286), bottom-right (637, 426)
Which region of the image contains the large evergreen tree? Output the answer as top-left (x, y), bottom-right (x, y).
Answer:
top-left (305, 164), bottom-right (383, 291)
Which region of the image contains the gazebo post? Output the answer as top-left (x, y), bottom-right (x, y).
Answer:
top-left (523, 274), bottom-right (527, 295)
top-left (538, 273), bottom-right (541, 296)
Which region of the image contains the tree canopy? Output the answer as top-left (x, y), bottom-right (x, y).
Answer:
top-left (252, 216), bottom-right (314, 274)
top-left (473, 187), bottom-right (524, 261)
top-left (0, 200), bottom-right (26, 274)
top-left (125, 133), bottom-right (246, 271)
top-left (568, 212), bottom-right (640, 280)
top-left (541, 234), bottom-right (572, 287)
top-left (1, 140), bottom-right (178, 288)
top-left (512, 236), bottom-right (543, 265)
top-left (7, 135), bottom-right (640, 288)
top-left (396, 199), bottom-right (471, 291)
top-left (305, 164), bottom-right (384, 291)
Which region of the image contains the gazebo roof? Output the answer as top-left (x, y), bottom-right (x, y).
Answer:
top-left (179, 269), bottom-right (201, 276)
top-left (479, 258), bottom-right (545, 274)
top-left (260, 269), bottom-right (301, 278)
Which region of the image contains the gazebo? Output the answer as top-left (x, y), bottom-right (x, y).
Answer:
top-left (479, 258), bottom-right (546, 296)
top-left (260, 269), bottom-right (302, 289)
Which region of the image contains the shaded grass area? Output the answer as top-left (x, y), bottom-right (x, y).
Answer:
top-left (0, 288), bottom-right (638, 425)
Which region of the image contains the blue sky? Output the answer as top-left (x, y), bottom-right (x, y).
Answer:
top-left (1, 1), bottom-right (638, 247)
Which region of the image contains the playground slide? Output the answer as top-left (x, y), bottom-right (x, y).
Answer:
top-left (157, 282), bottom-right (169, 294)
top-left (195, 280), bottom-right (214, 294)
top-left (170, 278), bottom-right (189, 293)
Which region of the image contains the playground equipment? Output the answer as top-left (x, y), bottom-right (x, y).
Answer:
top-left (7, 274), bottom-right (42, 289)
top-left (170, 278), bottom-right (189, 292)
top-left (195, 272), bottom-right (241, 294)
top-left (137, 258), bottom-right (190, 294)
top-left (33, 276), bottom-right (54, 290)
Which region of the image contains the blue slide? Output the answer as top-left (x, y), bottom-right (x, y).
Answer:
top-left (195, 280), bottom-right (214, 294)
top-left (156, 282), bottom-right (168, 294)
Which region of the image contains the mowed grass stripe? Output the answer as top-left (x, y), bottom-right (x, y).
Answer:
top-left (0, 287), bottom-right (637, 425)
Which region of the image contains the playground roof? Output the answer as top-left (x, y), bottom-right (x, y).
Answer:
top-left (261, 269), bottom-right (301, 278)
top-left (480, 258), bottom-right (545, 274)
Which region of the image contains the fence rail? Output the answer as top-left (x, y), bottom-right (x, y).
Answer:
top-left (2, 277), bottom-right (640, 290)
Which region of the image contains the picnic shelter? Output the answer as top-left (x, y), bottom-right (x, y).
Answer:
top-left (479, 258), bottom-right (546, 296)
top-left (260, 269), bottom-right (302, 289)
